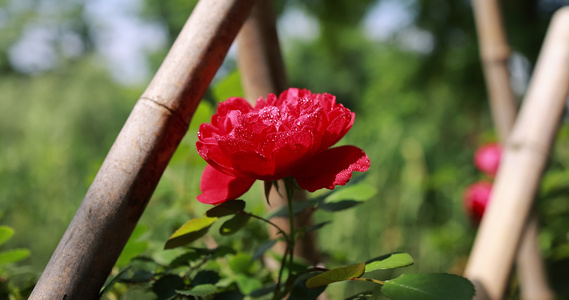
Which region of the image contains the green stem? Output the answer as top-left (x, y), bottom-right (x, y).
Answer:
top-left (285, 177), bottom-right (296, 280)
top-left (247, 213), bottom-right (289, 242)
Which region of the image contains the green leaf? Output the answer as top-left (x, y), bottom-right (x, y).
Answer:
top-left (152, 274), bottom-right (185, 300)
top-left (235, 273), bottom-right (263, 295)
top-left (267, 198), bottom-right (320, 219)
top-left (169, 251), bottom-right (202, 267)
top-left (176, 284), bottom-right (217, 296)
top-left (193, 270), bottom-right (220, 286)
top-left (100, 267), bottom-right (131, 297)
top-left (289, 272), bottom-right (326, 300)
top-left (250, 283), bottom-right (276, 298)
top-left (205, 200), bottom-right (246, 218)
top-left (319, 200), bottom-right (363, 212)
top-left (251, 239), bottom-right (277, 261)
top-left (164, 217), bottom-right (217, 249)
top-left (229, 253), bottom-right (254, 274)
top-left (212, 70), bottom-right (244, 102)
top-left (0, 226), bottom-right (14, 247)
top-left (305, 262), bottom-right (366, 288)
top-left (325, 183), bottom-right (377, 202)
top-left (219, 213), bottom-right (250, 236)
top-left (364, 253), bottom-right (414, 272)
top-left (382, 273), bottom-right (475, 300)
top-left (0, 249), bottom-right (30, 265)
top-left (345, 291), bottom-right (375, 300)
top-left (189, 101), bottom-right (214, 131)
top-left (303, 221), bottom-right (331, 233)
top-left (116, 224), bottom-right (149, 267)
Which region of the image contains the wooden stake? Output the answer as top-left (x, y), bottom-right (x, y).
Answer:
top-left (29, 1), bottom-right (254, 299)
top-left (236, 0), bottom-right (320, 264)
top-left (465, 7), bottom-right (569, 299)
top-left (471, 1), bottom-right (553, 299)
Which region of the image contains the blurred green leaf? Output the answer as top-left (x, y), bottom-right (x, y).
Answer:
top-left (219, 213), bottom-right (250, 236)
top-left (249, 283), bottom-right (276, 298)
top-left (235, 273), bottom-right (263, 295)
top-left (325, 183), bottom-right (377, 202)
top-left (0, 226), bottom-right (14, 247)
top-left (345, 291), bottom-right (375, 300)
top-left (364, 252), bottom-right (414, 272)
top-left (305, 262), bottom-right (365, 288)
top-left (176, 284), bottom-right (217, 296)
top-left (189, 101), bottom-right (214, 131)
top-left (382, 273), bottom-right (475, 300)
top-left (304, 221), bottom-right (332, 233)
top-left (267, 198), bottom-right (320, 219)
top-left (152, 274), bottom-right (185, 300)
top-left (100, 267), bottom-right (131, 297)
top-left (116, 224), bottom-right (149, 267)
top-left (205, 200), bottom-right (246, 218)
top-left (164, 217), bottom-right (217, 249)
top-left (251, 239), bottom-right (277, 261)
top-left (0, 248), bottom-right (30, 265)
top-left (193, 270), bottom-right (220, 285)
top-left (319, 200), bottom-right (363, 212)
top-left (229, 253), bottom-right (254, 274)
top-left (169, 251), bottom-right (202, 267)
top-left (289, 272), bottom-right (327, 300)
top-left (212, 70), bottom-right (244, 102)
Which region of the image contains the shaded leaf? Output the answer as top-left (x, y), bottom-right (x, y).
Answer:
top-left (382, 273), bottom-right (475, 300)
top-left (249, 283), bottom-right (276, 298)
top-left (176, 284), bottom-right (217, 296)
top-left (229, 253), bottom-right (254, 274)
top-left (305, 262), bottom-right (366, 288)
top-left (205, 200), bottom-right (246, 218)
top-left (99, 267), bottom-right (131, 297)
top-left (365, 252), bottom-right (414, 272)
top-left (219, 213), bottom-right (250, 236)
top-left (193, 270), bottom-right (221, 285)
top-left (267, 198), bottom-right (320, 219)
top-left (169, 251), bottom-right (202, 267)
top-left (126, 271), bottom-right (154, 283)
top-left (165, 217), bottom-right (217, 250)
top-left (319, 200), bottom-right (363, 212)
top-left (152, 274), bottom-right (185, 300)
top-left (289, 272), bottom-right (326, 300)
top-left (0, 226), bottom-right (14, 247)
top-left (251, 239), bottom-right (277, 261)
top-left (304, 221), bottom-right (332, 233)
top-left (116, 224), bottom-right (149, 267)
top-left (0, 248), bottom-right (30, 265)
top-left (345, 291), bottom-right (375, 300)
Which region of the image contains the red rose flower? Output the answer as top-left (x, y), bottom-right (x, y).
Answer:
top-left (196, 88), bottom-right (371, 204)
top-left (474, 143), bottom-right (502, 177)
top-left (464, 181), bottom-right (492, 224)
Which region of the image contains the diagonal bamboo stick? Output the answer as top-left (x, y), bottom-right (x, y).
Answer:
top-left (465, 7), bottom-right (569, 300)
top-left (29, 1), bottom-right (254, 299)
top-left (471, 1), bottom-right (553, 299)
top-left (236, 0), bottom-right (320, 265)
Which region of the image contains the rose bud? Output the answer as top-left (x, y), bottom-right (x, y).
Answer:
top-left (474, 143), bottom-right (502, 177)
top-left (464, 181), bottom-right (492, 224)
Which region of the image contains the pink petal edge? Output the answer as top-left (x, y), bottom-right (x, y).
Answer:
top-left (197, 165), bottom-right (256, 205)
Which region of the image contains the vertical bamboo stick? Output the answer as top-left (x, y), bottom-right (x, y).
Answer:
top-left (29, 1), bottom-right (254, 299)
top-left (471, 1), bottom-right (553, 299)
top-left (464, 7), bottom-right (569, 300)
top-left (236, 0), bottom-right (320, 264)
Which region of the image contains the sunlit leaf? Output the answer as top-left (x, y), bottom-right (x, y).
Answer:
top-left (189, 101), bottom-right (214, 132)
top-left (364, 252), bottom-right (414, 272)
top-left (382, 273), bottom-right (475, 300)
top-left (229, 253), bottom-right (254, 274)
top-left (219, 213), bottom-right (250, 236)
top-left (116, 224), bottom-right (149, 267)
top-left (205, 200), bottom-right (246, 217)
top-left (0, 249), bottom-right (30, 265)
top-left (235, 273), bottom-right (263, 295)
top-left (176, 284), bottom-right (217, 296)
top-left (164, 217), bottom-right (217, 249)
top-left (305, 262), bottom-right (365, 288)
top-left (212, 70), bottom-right (244, 102)
top-left (0, 226), bottom-right (14, 247)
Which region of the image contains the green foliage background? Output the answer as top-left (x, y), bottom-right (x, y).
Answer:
top-left (1, 0), bottom-right (569, 298)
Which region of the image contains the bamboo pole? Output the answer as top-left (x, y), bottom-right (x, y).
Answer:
top-left (29, 1), bottom-right (254, 299)
top-left (236, 0), bottom-right (320, 264)
top-left (464, 7), bottom-right (569, 300)
top-left (471, 1), bottom-right (553, 299)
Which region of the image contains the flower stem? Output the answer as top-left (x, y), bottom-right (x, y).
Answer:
top-left (285, 177), bottom-right (296, 281)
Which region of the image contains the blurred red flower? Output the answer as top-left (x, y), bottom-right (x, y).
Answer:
top-left (464, 181), bottom-right (492, 224)
top-left (474, 143), bottom-right (502, 177)
top-left (196, 88), bottom-right (370, 204)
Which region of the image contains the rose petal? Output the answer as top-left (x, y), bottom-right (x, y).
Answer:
top-left (197, 165), bottom-right (255, 205)
top-left (293, 145), bottom-right (370, 192)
